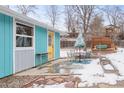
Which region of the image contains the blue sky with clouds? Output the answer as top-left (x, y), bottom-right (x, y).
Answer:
top-left (9, 5), bottom-right (124, 32)
top-left (9, 5), bottom-right (66, 31)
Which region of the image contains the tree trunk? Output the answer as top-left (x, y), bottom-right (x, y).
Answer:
top-left (83, 32), bottom-right (87, 51)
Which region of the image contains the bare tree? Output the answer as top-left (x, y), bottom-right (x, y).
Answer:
top-left (73, 5), bottom-right (95, 49)
top-left (64, 5), bottom-right (81, 32)
top-left (102, 6), bottom-right (122, 26)
top-left (73, 5), bottom-right (95, 34)
top-left (100, 6), bottom-right (124, 43)
top-left (99, 6), bottom-right (124, 33)
top-left (46, 5), bottom-right (60, 28)
top-left (64, 5), bottom-right (73, 32)
top-left (90, 15), bottom-right (104, 36)
top-left (16, 5), bottom-right (37, 15)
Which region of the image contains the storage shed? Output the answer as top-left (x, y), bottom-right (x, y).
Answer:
top-left (0, 6), bottom-right (61, 78)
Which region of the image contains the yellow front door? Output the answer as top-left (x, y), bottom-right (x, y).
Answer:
top-left (48, 31), bottom-right (54, 60)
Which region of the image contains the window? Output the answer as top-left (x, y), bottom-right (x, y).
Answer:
top-left (16, 23), bottom-right (34, 47)
top-left (16, 36), bottom-right (32, 47)
top-left (16, 23), bottom-right (33, 36)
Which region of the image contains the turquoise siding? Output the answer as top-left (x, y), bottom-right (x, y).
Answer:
top-left (0, 13), bottom-right (13, 78)
top-left (54, 32), bottom-right (60, 59)
top-left (35, 26), bottom-right (48, 66)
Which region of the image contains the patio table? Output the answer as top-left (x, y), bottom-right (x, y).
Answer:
top-left (74, 52), bottom-right (86, 61)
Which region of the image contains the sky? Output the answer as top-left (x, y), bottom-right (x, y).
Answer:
top-left (9, 5), bottom-right (66, 31)
top-left (9, 5), bottom-right (124, 32)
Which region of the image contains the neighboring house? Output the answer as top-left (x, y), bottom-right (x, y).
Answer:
top-left (60, 31), bottom-right (78, 48)
top-left (105, 25), bottom-right (120, 39)
top-left (0, 6), bottom-right (61, 78)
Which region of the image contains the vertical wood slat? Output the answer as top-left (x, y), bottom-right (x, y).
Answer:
top-left (0, 13), bottom-right (5, 78)
top-left (4, 15), bottom-right (10, 76)
top-left (4, 15), bottom-right (13, 76)
top-left (55, 32), bottom-right (60, 59)
top-left (9, 17), bottom-right (13, 75)
top-left (0, 13), bottom-right (13, 78)
top-left (35, 26), bottom-right (48, 66)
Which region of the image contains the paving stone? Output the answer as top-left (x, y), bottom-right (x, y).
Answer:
top-left (53, 77), bottom-right (64, 83)
top-left (46, 79), bottom-right (57, 85)
top-left (37, 77), bottom-right (45, 81)
top-left (64, 76), bottom-right (75, 82)
top-left (35, 80), bottom-right (45, 85)
top-left (0, 75), bottom-right (40, 88)
top-left (64, 81), bottom-right (75, 88)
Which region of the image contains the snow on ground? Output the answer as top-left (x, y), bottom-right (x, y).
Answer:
top-left (70, 59), bottom-right (119, 86)
top-left (103, 64), bottom-right (114, 70)
top-left (105, 48), bottom-right (124, 76)
top-left (60, 49), bottom-right (91, 58)
top-left (68, 48), bottom-right (124, 87)
top-left (60, 49), bottom-right (68, 58)
top-left (44, 83), bottom-right (66, 88)
top-left (32, 83), bottom-right (66, 88)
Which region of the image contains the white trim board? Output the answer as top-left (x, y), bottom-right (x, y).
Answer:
top-left (33, 25), bottom-right (36, 67)
top-left (13, 18), bottom-right (16, 74)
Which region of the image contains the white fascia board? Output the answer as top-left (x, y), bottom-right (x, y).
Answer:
top-left (0, 6), bottom-right (63, 33)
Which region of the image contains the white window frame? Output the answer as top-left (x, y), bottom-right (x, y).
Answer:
top-left (15, 21), bottom-right (34, 50)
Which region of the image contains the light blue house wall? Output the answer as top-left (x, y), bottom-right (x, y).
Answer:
top-left (0, 7), bottom-right (60, 78)
top-left (54, 32), bottom-right (60, 59)
top-left (35, 26), bottom-right (48, 66)
top-left (0, 13), bottom-right (13, 78)
top-left (35, 26), bottom-right (60, 66)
